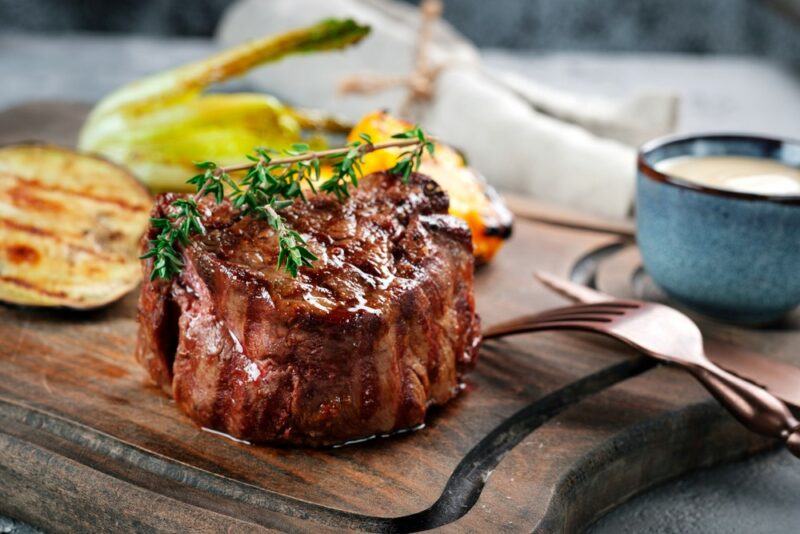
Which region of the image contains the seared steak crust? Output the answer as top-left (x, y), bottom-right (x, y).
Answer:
top-left (136, 172), bottom-right (480, 446)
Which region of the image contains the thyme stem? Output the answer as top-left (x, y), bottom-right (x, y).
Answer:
top-left (142, 127), bottom-right (435, 281)
top-left (216, 137), bottom-right (429, 175)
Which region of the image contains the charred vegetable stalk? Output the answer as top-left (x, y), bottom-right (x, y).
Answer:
top-left (143, 128), bottom-right (435, 280)
top-left (78, 19), bottom-right (369, 192)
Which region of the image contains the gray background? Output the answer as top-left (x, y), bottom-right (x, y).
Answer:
top-left (0, 0), bottom-right (799, 62)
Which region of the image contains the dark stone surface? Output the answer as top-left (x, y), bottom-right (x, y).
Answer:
top-left (0, 0), bottom-right (233, 36)
top-left (0, 0), bottom-right (798, 61)
top-left (430, 0), bottom-right (800, 61)
top-left (591, 449), bottom-right (800, 534)
top-left (0, 516), bottom-right (40, 534)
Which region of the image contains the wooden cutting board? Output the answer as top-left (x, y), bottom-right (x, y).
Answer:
top-left (0, 102), bottom-right (796, 533)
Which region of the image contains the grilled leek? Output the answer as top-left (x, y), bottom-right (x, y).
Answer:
top-left (78, 19), bottom-right (368, 192)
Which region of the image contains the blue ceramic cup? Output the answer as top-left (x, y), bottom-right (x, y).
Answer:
top-left (637, 134), bottom-right (800, 324)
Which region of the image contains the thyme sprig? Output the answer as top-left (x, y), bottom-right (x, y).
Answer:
top-left (142, 127), bottom-right (434, 280)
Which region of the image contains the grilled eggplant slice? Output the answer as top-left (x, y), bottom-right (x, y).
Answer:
top-left (0, 144), bottom-right (151, 308)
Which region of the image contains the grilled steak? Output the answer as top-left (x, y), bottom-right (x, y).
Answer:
top-left (136, 171), bottom-right (481, 446)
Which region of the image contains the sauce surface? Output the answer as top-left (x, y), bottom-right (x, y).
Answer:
top-left (655, 155), bottom-right (800, 196)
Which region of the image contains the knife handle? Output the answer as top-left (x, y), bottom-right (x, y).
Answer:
top-left (689, 362), bottom-right (800, 458)
top-left (534, 271), bottom-right (609, 304)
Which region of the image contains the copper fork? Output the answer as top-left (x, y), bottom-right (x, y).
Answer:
top-left (483, 272), bottom-right (800, 458)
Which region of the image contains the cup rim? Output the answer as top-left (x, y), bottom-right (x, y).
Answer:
top-left (638, 132), bottom-right (800, 205)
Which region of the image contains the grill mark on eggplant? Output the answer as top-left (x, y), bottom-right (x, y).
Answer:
top-left (0, 217), bottom-right (129, 262)
top-left (1, 173), bottom-right (150, 211)
top-left (0, 275), bottom-right (70, 298)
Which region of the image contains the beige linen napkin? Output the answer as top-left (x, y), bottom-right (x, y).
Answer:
top-left (218, 0), bottom-right (678, 219)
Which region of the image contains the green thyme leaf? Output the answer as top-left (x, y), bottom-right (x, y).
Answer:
top-left (143, 126), bottom-right (433, 280)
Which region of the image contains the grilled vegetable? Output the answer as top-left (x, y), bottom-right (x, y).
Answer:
top-left (78, 18), bottom-right (368, 192)
top-left (0, 144), bottom-right (151, 308)
top-left (348, 111), bottom-right (512, 262)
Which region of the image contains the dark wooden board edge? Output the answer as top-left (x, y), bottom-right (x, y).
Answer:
top-left (538, 396), bottom-right (774, 532)
top-left (0, 355), bottom-right (656, 533)
top-left (2, 354), bottom-right (777, 533)
top-left (444, 365), bottom-right (777, 533)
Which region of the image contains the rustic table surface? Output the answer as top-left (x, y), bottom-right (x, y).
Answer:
top-left (1, 34), bottom-right (799, 533)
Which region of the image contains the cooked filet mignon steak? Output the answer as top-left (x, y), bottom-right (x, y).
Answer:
top-left (136, 171), bottom-right (481, 446)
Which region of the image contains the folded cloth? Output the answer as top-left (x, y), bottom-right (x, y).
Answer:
top-left (425, 67), bottom-right (636, 217)
top-left (491, 69), bottom-right (679, 148)
top-left (217, 0), bottom-right (678, 219)
top-left (219, 0), bottom-right (479, 118)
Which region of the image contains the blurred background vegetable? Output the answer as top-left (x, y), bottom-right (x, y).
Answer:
top-left (348, 111), bottom-right (511, 262)
top-left (78, 18), bottom-right (367, 192)
top-left (77, 15), bottom-right (513, 262)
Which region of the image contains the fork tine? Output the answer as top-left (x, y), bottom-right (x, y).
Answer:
top-left (541, 302), bottom-right (638, 313)
top-left (534, 310), bottom-right (622, 321)
top-left (558, 302), bottom-right (638, 312)
top-left (532, 303), bottom-right (636, 320)
top-left (482, 316), bottom-right (609, 339)
top-left (534, 307), bottom-right (626, 319)
top-left (533, 316), bottom-right (613, 324)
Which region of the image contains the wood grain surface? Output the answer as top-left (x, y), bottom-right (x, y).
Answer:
top-left (0, 102), bottom-right (793, 533)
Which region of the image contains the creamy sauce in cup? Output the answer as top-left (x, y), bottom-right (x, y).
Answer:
top-left (655, 155), bottom-right (800, 196)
